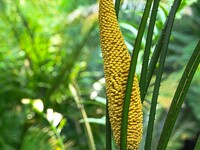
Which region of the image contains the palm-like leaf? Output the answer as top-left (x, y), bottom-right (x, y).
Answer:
top-left (20, 126), bottom-right (60, 150)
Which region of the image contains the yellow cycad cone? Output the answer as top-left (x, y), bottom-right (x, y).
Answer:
top-left (99, 0), bottom-right (143, 149)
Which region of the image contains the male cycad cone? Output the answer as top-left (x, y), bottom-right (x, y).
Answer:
top-left (99, 0), bottom-right (143, 149)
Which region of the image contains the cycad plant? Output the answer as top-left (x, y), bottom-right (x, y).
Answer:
top-left (99, 0), bottom-right (200, 149)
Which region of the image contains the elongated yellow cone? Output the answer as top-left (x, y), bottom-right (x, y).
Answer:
top-left (99, 0), bottom-right (143, 149)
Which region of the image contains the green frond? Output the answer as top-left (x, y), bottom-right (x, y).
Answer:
top-left (0, 111), bottom-right (26, 150)
top-left (20, 126), bottom-right (61, 150)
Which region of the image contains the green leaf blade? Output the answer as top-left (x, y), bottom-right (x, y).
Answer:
top-left (120, 0), bottom-right (154, 149)
top-left (145, 0), bottom-right (182, 149)
top-left (157, 40), bottom-right (200, 150)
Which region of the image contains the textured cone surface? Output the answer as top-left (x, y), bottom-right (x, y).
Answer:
top-left (99, 0), bottom-right (143, 149)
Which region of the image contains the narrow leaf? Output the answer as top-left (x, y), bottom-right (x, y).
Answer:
top-left (145, 0), bottom-right (182, 149)
top-left (120, 0), bottom-right (154, 149)
top-left (140, 0), bottom-right (161, 102)
top-left (115, 0), bottom-right (121, 18)
top-left (157, 40), bottom-right (200, 150)
top-left (194, 134), bottom-right (200, 150)
top-left (106, 99), bottom-right (112, 150)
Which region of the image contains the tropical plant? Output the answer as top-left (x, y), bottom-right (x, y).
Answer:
top-left (99, 0), bottom-right (200, 150)
top-left (0, 0), bottom-right (199, 150)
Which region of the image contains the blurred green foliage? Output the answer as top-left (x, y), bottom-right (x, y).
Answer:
top-left (0, 0), bottom-right (199, 150)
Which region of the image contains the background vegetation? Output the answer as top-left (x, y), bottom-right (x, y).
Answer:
top-left (0, 0), bottom-right (199, 150)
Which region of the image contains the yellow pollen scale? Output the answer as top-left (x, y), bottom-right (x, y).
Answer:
top-left (99, 0), bottom-right (143, 149)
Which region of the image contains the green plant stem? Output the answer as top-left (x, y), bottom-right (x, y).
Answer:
top-left (144, 43), bottom-right (167, 150)
top-left (140, 0), bottom-right (161, 102)
top-left (115, 0), bottom-right (120, 19)
top-left (157, 40), bottom-right (200, 150)
top-left (143, 0), bottom-right (184, 103)
top-left (32, 105), bottom-right (65, 150)
top-left (106, 99), bottom-right (112, 150)
top-left (120, 0), bottom-right (153, 149)
top-left (69, 82), bottom-right (96, 150)
top-left (49, 121), bottom-right (66, 150)
top-left (142, 23), bottom-right (167, 102)
top-left (194, 134), bottom-right (200, 150)
top-left (145, 0), bottom-right (181, 148)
